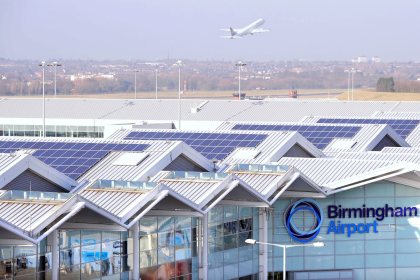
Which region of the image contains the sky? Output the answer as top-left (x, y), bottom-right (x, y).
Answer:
top-left (1, 0), bottom-right (420, 61)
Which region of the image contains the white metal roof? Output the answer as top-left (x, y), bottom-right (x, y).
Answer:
top-left (0, 191), bottom-right (82, 243)
top-left (156, 171), bottom-right (269, 211)
top-left (303, 115), bottom-right (420, 148)
top-left (0, 98), bottom-right (418, 123)
top-left (217, 121), bottom-right (407, 155)
top-left (0, 153), bottom-right (77, 191)
top-left (108, 128), bottom-right (320, 166)
top-left (336, 151), bottom-right (420, 163)
top-left (221, 131), bottom-right (325, 165)
top-left (225, 164), bottom-right (292, 197)
top-left (277, 157), bottom-right (398, 189)
top-left (78, 140), bottom-right (213, 182)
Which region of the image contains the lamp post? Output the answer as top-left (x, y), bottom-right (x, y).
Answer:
top-left (344, 67), bottom-right (360, 101)
top-left (344, 68), bottom-right (351, 101)
top-left (134, 69), bottom-right (139, 99)
top-left (173, 60), bottom-right (183, 129)
top-left (38, 61), bottom-right (47, 138)
top-left (245, 239), bottom-right (324, 280)
top-left (235, 61), bottom-right (246, 100)
top-left (47, 61), bottom-right (62, 97)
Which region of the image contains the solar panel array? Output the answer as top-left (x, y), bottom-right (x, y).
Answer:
top-left (231, 124), bottom-right (361, 149)
top-left (0, 141), bottom-right (149, 179)
top-left (124, 131), bottom-right (268, 160)
top-left (317, 118), bottom-right (420, 139)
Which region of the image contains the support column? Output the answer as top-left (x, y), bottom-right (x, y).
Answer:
top-left (132, 222), bottom-right (140, 280)
top-left (197, 218), bottom-right (202, 275)
top-left (52, 230), bottom-right (59, 280)
top-left (259, 209), bottom-right (268, 279)
top-left (202, 214), bottom-right (208, 280)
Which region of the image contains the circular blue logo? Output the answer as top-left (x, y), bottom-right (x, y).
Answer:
top-left (284, 198), bottom-right (323, 243)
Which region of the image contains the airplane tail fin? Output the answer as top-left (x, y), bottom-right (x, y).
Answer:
top-left (229, 27), bottom-right (236, 36)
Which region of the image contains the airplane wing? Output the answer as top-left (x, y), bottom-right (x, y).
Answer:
top-left (220, 28), bottom-right (231, 32)
top-left (220, 35), bottom-right (242, 39)
top-left (252, 28), bottom-right (270, 33)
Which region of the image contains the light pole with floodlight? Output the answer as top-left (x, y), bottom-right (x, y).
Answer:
top-left (173, 60), bottom-right (183, 129)
top-left (245, 239), bottom-right (325, 280)
top-left (38, 61), bottom-right (47, 138)
top-left (344, 67), bottom-right (360, 101)
top-left (134, 69), bottom-right (139, 99)
top-left (47, 61), bottom-right (62, 97)
top-left (235, 61), bottom-right (246, 100)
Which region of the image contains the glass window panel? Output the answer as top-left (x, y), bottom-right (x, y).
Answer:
top-left (223, 221), bottom-right (238, 235)
top-left (397, 268), bottom-right (420, 279)
top-left (335, 241), bottom-right (364, 255)
top-left (157, 263), bottom-right (175, 279)
top-left (366, 254), bottom-right (394, 268)
top-left (396, 239), bottom-right (420, 253)
top-left (397, 253), bottom-right (420, 267)
top-left (305, 256), bottom-right (334, 269)
top-left (366, 239), bottom-right (394, 253)
top-left (80, 261), bottom-right (101, 279)
top-left (59, 264), bottom-right (80, 279)
top-left (158, 247), bottom-right (174, 264)
top-left (365, 268), bottom-right (395, 280)
top-left (175, 217), bottom-right (191, 230)
top-left (140, 234), bottom-right (157, 251)
top-left (140, 250), bottom-right (157, 268)
top-left (158, 217), bottom-right (174, 232)
top-left (175, 259), bottom-right (192, 277)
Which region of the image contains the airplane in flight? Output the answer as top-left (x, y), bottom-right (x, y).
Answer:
top-left (221, 18), bottom-right (270, 39)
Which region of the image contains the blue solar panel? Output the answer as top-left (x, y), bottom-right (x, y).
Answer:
top-left (231, 124), bottom-right (362, 149)
top-left (124, 131), bottom-right (268, 160)
top-left (317, 118), bottom-right (419, 139)
top-left (0, 141), bottom-right (149, 179)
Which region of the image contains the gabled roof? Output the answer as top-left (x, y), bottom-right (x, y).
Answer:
top-left (278, 157), bottom-right (393, 187)
top-left (277, 157), bottom-right (420, 194)
top-left (336, 150), bottom-right (420, 163)
top-left (79, 179), bottom-right (202, 229)
top-left (0, 153), bottom-right (77, 191)
top-left (225, 163), bottom-right (325, 204)
top-left (322, 124), bottom-right (408, 155)
top-left (303, 115), bottom-right (419, 148)
top-left (221, 131), bottom-right (324, 165)
top-left (0, 190), bottom-right (84, 244)
top-left (155, 171), bottom-right (269, 212)
top-left (108, 128), bottom-right (320, 165)
top-left (216, 121), bottom-right (409, 155)
top-left (78, 140), bottom-right (214, 182)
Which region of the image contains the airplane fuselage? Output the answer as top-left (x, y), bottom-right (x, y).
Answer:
top-left (221, 18), bottom-right (269, 39)
top-left (236, 18), bottom-right (265, 36)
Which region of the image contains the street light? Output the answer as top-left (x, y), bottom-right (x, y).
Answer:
top-left (47, 61), bottom-right (62, 97)
top-left (143, 63), bottom-right (165, 99)
top-left (173, 60), bottom-right (184, 129)
top-left (344, 67), bottom-right (360, 101)
top-left (38, 61), bottom-right (47, 138)
top-left (134, 69), bottom-right (139, 99)
top-left (235, 61), bottom-right (246, 101)
top-left (245, 239), bottom-right (325, 280)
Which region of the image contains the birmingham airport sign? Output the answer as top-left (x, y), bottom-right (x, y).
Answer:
top-left (284, 199), bottom-right (419, 243)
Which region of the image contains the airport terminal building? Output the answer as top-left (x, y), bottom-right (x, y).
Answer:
top-left (1, 98), bottom-right (420, 280)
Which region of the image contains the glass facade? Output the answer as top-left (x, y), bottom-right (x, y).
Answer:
top-left (0, 124), bottom-right (104, 138)
top-left (208, 206), bottom-right (259, 280)
top-left (0, 242), bottom-right (50, 280)
top-left (59, 230), bottom-right (132, 280)
top-left (5, 181), bottom-right (420, 279)
top-left (139, 216), bottom-right (198, 280)
top-left (269, 181), bottom-right (420, 280)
